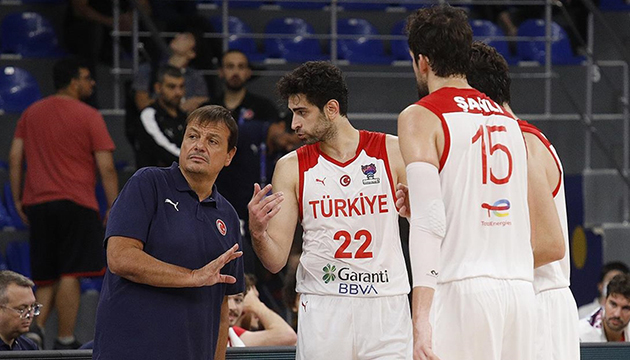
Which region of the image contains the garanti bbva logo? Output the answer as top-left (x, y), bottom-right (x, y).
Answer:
top-left (322, 264), bottom-right (336, 283)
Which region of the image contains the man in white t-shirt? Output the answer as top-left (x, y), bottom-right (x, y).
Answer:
top-left (579, 273), bottom-right (630, 342)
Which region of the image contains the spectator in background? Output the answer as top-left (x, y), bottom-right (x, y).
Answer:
top-left (227, 274), bottom-right (296, 347)
top-left (133, 32), bottom-right (209, 114)
top-left (579, 273), bottom-right (630, 342)
top-left (134, 65), bottom-right (187, 168)
top-left (64, 0), bottom-right (151, 69)
top-left (8, 57), bottom-right (118, 350)
top-left (0, 271), bottom-right (40, 351)
top-left (206, 50), bottom-right (299, 273)
top-left (579, 261), bottom-right (630, 319)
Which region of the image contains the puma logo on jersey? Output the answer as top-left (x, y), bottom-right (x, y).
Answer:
top-left (165, 199), bottom-right (179, 211)
top-left (301, 301), bottom-right (308, 312)
top-left (316, 177), bottom-right (326, 186)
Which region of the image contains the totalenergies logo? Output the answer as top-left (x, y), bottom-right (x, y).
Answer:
top-left (481, 199), bottom-right (510, 218)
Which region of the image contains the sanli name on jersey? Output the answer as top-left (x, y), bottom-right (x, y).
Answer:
top-left (454, 96), bottom-right (504, 114)
top-left (322, 263), bottom-right (390, 296)
top-left (308, 193), bottom-right (389, 219)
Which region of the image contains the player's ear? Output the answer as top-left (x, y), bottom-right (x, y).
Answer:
top-left (324, 99), bottom-right (339, 119)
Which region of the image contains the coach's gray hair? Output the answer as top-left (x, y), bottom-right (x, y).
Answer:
top-left (0, 271), bottom-right (34, 305)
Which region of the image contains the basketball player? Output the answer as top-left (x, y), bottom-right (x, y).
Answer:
top-left (399, 6), bottom-right (565, 360)
top-left (467, 41), bottom-right (579, 360)
top-left (248, 61), bottom-right (413, 359)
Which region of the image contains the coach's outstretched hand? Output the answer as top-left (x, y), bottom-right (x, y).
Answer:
top-left (248, 183), bottom-right (284, 239)
top-left (191, 244), bottom-right (243, 287)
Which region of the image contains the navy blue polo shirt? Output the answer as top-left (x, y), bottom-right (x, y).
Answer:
top-left (93, 163), bottom-right (244, 360)
top-left (0, 335), bottom-right (38, 351)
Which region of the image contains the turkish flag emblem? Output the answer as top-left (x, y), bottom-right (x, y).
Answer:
top-left (216, 219), bottom-right (227, 236)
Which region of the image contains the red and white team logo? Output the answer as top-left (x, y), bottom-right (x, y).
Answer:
top-left (340, 175), bottom-right (351, 187)
top-left (216, 219), bottom-right (227, 236)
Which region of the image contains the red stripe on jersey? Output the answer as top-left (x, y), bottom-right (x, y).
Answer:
top-left (518, 120), bottom-right (563, 197)
top-left (297, 144), bottom-right (320, 221)
top-left (362, 131), bottom-right (400, 211)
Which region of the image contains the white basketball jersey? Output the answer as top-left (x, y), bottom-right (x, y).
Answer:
top-left (521, 121), bottom-right (571, 293)
top-left (416, 88), bottom-right (533, 284)
top-left (296, 131), bottom-right (410, 297)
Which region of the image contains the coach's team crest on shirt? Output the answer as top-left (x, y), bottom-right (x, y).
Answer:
top-left (361, 163), bottom-right (380, 185)
top-left (216, 219), bottom-right (227, 236)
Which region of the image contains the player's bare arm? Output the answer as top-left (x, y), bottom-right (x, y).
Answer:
top-left (215, 296), bottom-right (230, 360)
top-left (385, 134), bottom-right (411, 218)
top-left (524, 133), bottom-right (565, 268)
top-left (398, 104), bottom-right (444, 360)
top-left (248, 151), bottom-right (299, 274)
top-left (107, 236), bottom-right (242, 287)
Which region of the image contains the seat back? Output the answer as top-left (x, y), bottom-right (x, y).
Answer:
top-left (3, 182), bottom-right (27, 230)
top-left (209, 16), bottom-right (260, 58)
top-left (470, 19), bottom-right (517, 65)
top-left (1, 12), bottom-right (64, 58)
top-left (391, 19), bottom-right (409, 61)
top-left (517, 19), bottom-right (583, 65)
top-left (5, 241), bottom-right (31, 279)
top-left (336, 18), bottom-right (390, 64)
top-left (265, 17), bottom-right (323, 62)
top-left (0, 66), bottom-right (42, 113)
top-left (340, 1), bottom-right (389, 10)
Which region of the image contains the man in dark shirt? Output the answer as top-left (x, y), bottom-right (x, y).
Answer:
top-left (0, 271), bottom-right (40, 351)
top-left (135, 65), bottom-right (188, 168)
top-left (205, 51), bottom-right (299, 272)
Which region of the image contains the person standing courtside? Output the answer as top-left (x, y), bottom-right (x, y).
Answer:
top-left (8, 57), bottom-right (118, 349)
top-left (248, 61), bottom-right (413, 359)
top-left (466, 41), bottom-right (579, 360)
top-left (135, 65), bottom-right (187, 168)
top-left (399, 6), bottom-right (564, 360)
top-left (93, 105), bottom-right (244, 360)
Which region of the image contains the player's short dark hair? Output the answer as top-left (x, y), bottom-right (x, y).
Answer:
top-left (600, 261), bottom-right (630, 282)
top-left (220, 49), bottom-right (250, 69)
top-left (467, 41), bottom-right (512, 105)
top-left (187, 105), bottom-right (238, 151)
top-left (406, 5), bottom-right (472, 78)
top-left (0, 270), bottom-right (34, 305)
top-left (156, 65), bottom-right (184, 84)
top-left (606, 273), bottom-right (630, 300)
top-left (52, 57), bottom-right (89, 90)
top-left (276, 61), bottom-right (348, 116)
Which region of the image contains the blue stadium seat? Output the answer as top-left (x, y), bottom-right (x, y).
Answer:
top-left (396, 0), bottom-right (429, 10)
top-left (80, 277), bottom-right (104, 293)
top-left (0, 199), bottom-right (12, 231)
top-left (209, 16), bottom-right (265, 62)
top-left (1, 12), bottom-right (65, 58)
top-left (470, 19), bottom-right (518, 65)
top-left (265, 17), bottom-right (326, 62)
top-left (279, 1), bottom-right (328, 9)
top-left (0, 252), bottom-right (8, 271)
top-left (5, 241), bottom-right (30, 278)
top-left (517, 19), bottom-right (585, 65)
top-left (207, 0), bottom-right (268, 8)
top-left (391, 19), bottom-right (410, 61)
top-left (337, 18), bottom-right (391, 64)
top-left (3, 182), bottom-right (27, 231)
top-left (600, 0), bottom-right (630, 11)
top-left (0, 66), bottom-right (42, 113)
top-left (340, 1), bottom-right (389, 11)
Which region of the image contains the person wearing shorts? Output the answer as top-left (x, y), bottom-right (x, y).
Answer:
top-left (248, 61), bottom-right (412, 359)
top-left (8, 57), bottom-right (118, 349)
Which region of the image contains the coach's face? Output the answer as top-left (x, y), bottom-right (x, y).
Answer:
top-left (603, 293), bottom-right (630, 332)
top-left (179, 119), bottom-right (235, 179)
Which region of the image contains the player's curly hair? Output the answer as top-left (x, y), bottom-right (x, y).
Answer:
top-left (276, 61), bottom-right (348, 116)
top-left (467, 41), bottom-right (512, 105)
top-left (406, 5), bottom-right (472, 78)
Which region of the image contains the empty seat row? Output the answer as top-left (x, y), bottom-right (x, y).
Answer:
top-left (215, 15), bottom-right (585, 65)
top-left (200, 0), bottom-right (428, 10)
